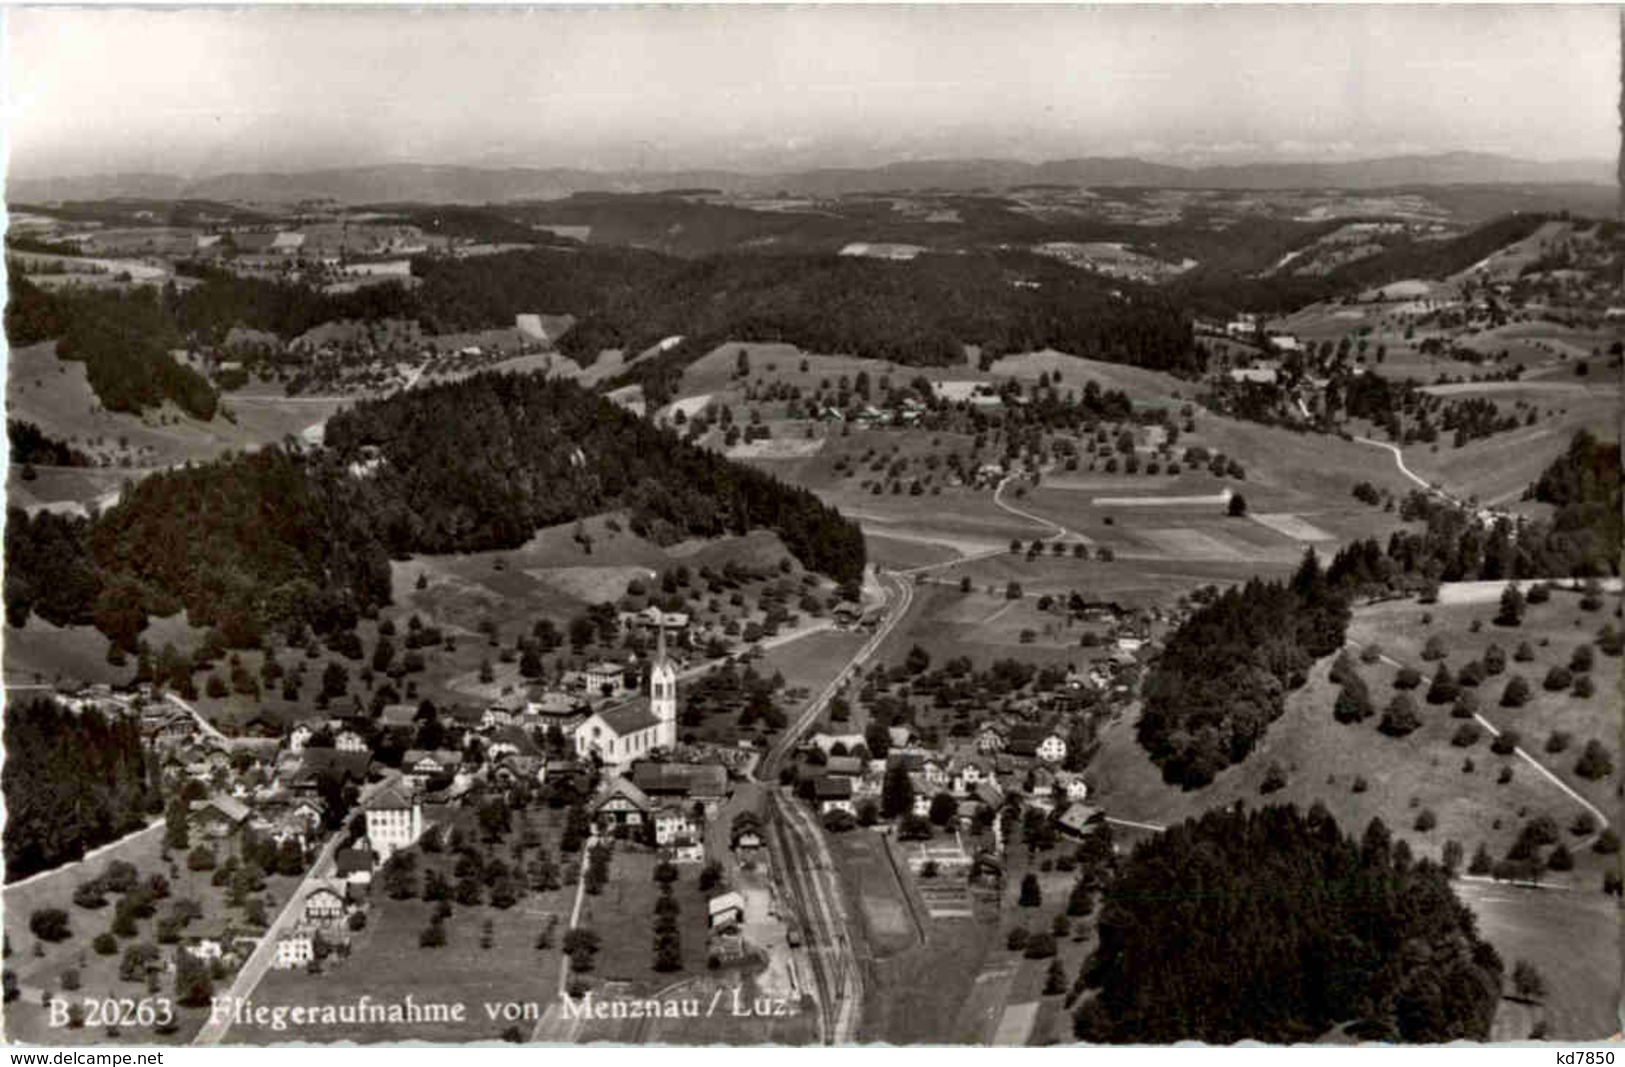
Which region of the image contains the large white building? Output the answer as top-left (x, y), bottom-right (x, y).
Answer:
top-left (573, 625), bottom-right (679, 773)
top-left (363, 784), bottom-right (423, 858)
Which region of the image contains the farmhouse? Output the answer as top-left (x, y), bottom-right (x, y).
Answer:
top-left (402, 748), bottom-right (463, 790)
top-left (301, 883), bottom-right (348, 926)
top-left (814, 777), bottom-right (855, 816)
top-left (335, 847), bottom-right (376, 885)
top-left (1057, 802), bottom-right (1105, 839)
top-left (589, 776), bottom-right (653, 830)
top-left (189, 795), bottom-right (251, 839)
top-left (334, 730), bottom-right (369, 754)
top-left (630, 761), bottom-right (729, 813)
top-left (1005, 724), bottom-right (1066, 763)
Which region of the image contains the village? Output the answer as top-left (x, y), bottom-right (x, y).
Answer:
top-left (6, 572), bottom-right (1158, 1045)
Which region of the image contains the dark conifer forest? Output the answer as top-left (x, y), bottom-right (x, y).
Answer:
top-left (3, 699), bottom-right (160, 882)
top-left (322, 372), bottom-right (865, 579)
top-left (1137, 550), bottom-right (1351, 787)
top-left (4, 372), bottom-right (865, 647)
top-left (1075, 804), bottom-right (1504, 1043)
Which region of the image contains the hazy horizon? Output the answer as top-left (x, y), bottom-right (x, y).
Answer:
top-left (5, 5), bottom-right (1619, 180)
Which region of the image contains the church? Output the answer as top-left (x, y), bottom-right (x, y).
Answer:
top-left (572, 625), bottom-right (679, 773)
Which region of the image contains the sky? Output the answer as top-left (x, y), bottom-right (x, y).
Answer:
top-left (3, 4), bottom-right (1619, 178)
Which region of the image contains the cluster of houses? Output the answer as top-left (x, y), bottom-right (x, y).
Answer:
top-left (794, 718), bottom-right (1100, 845)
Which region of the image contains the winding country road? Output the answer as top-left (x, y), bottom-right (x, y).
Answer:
top-left (897, 473), bottom-right (1069, 578)
top-left (1353, 435), bottom-right (1433, 493)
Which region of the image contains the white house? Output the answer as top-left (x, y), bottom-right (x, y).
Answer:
top-left (583, 661), bottom-right (627, 696)
top-left (273, 934), bottom-right (313, 970)
top-left (1037, 734), bottom-right (1068, 765)
top-left (653, 808), bottom-right (699, 847)
top-left (334, 731), bottom-right (369, 754)
top-left (707, 891), bottom-right (746, 930)
top-left (302, 883), bottom-right (347, 926)
top-left (187, 939), bottom-right (223, 962)
top-left (363, 785), bottom-right (423, 859)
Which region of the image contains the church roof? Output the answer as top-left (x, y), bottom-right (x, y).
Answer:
top-left (593, 698), bottom-right (662, 738)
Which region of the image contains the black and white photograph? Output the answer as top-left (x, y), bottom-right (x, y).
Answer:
top-left (0, 3), bottom-right (1620, 1049)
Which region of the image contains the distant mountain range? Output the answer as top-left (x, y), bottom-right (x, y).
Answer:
top-left (8, 152), bottom-right (1613, 206)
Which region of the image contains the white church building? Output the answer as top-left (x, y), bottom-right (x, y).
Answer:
top-left (573, 625), bottom-right (679, 773)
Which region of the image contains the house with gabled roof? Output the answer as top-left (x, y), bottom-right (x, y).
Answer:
top-left (190, 795), bottom-right (251, 839)
top-left (589, 776), bottom-right (653, 830)
top-left (363, 784), bottom-right (423, 858)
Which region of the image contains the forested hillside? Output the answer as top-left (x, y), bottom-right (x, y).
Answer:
top-left (1137, 550), bottom-right (1351, 786)
top-left (412, 248), bottom-right (1202, 401)
top-left (6, 279), bottom-right (218, 419)
top-left (1525, 429), bottom-right (1622, 574)
top-left (1173, 212), bottom-right (1554, 316)
top-left (322, 373), bottom-right (865, 577)
top-left (3, 698), bottom-right (160, 882)
top-left (1075, 804), bottom-right (1503, 1043)
top-left (4, 372), bottom-right (864, 647)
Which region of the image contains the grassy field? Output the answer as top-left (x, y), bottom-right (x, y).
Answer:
top-left (1089, 640), bottom-right (1602, 871)
top-left (1394, 399), bottom-right (1618, 509)
top-left (7, 341), bottom-right (347, 480)
top-left (231, 803), bottom-right (572, 1044)
top-left (826, 831), bottom-right (920, 958)
top-left (1345, 592), bottom-right (1622, 818)
top-left (856, 909), bottom-right (1001, 1043)
top-left (1457, 880), bottom-right (1621, 1041)
top-left (234, 888), bottom-right (570, 1044)
top-left (576, 847), bottom-right (712, 991)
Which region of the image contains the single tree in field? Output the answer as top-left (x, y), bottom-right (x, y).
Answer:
top-left (1511, 960), bottom-right (1547, 1002)
top-left (1500, 675), bottom-right (1531, 708)
top-left (1018, 873), bottom-right (1042, 908)
top-left (1441, 840), bottom-right (1464, 876)
top-left (1227, 493), bottom-right (1248, 517)
top-left (880, 763), bottom-right (915, 820)
top-left (1044, 958), bottom-right (1067, 996)
top-left (1426, 663), bottom-right (1458, 705)
top-left (1574, 740), bottom-right (1614, 781)
top-left (1421, 634), bottom-right (1447, 661)
top-left (1495, 583), bottom-right (1525, 627)
top-left (1467, 842), bottom-right (1493, 875)
top-left (1378, 693), bottom-right (1421, 737)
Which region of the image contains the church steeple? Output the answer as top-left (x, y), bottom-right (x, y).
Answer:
top-left (649, 620), bottom-right (677, 749)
